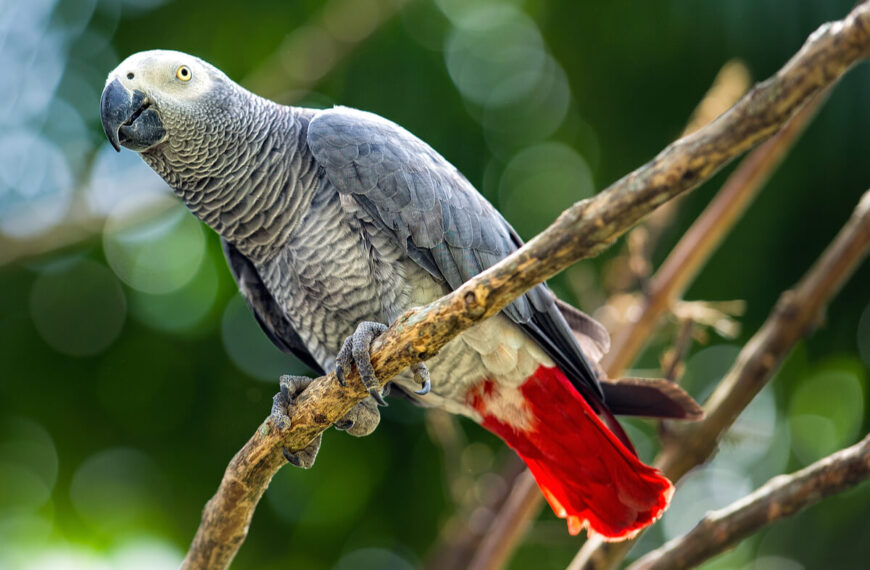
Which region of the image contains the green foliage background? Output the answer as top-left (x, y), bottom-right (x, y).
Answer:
top-left (0, 1), bottom-right (868, 568)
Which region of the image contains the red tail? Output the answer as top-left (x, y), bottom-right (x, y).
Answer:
top-left (466, 366), bottom-right (673, 540)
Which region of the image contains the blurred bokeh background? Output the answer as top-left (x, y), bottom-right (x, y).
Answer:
top-left (0, 0), bottom-right (868, 568)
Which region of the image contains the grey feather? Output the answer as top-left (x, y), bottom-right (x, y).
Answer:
top-left (222, 238), bottom-right (324, 375)
top-left (307, 106), bottom-right (605, 402)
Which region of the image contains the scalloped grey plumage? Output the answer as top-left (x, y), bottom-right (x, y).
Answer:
top-left (306, 106), bottom-right (605, 402)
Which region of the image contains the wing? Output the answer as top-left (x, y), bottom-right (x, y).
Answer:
top-left (307, 107), bottom-right (606, 406)
top-left (221, 238), bottom-right (325, 375)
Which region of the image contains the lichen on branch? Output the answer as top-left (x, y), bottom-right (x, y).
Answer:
top-left (181, 3), bottom-right (870, 569)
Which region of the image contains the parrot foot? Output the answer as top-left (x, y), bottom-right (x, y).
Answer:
top-left (411, 362), bottom-right (431, 395)
top-left (272, 374), bottom-right (322, 469)
top-left (335, 321), bottom-right (390, 406)
top-left (333, 392), bottom-right (381, 437)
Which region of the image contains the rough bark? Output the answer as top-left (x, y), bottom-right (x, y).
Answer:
top-left (569, 189), bottom-right (870, 569)
top-left (629, 435), bottom-right (870, 570)
top-left (182, 4), bottom-right (870, 568)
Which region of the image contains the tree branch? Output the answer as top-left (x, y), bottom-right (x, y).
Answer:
top-left (181, 4), bottom-right (870, 568)
top-left (569, 188), bottom-right (870, 569)
top-left (430, 47), bottom-right (752, 570)
top-left (629, 434), bottom-right (870, 570)
top-left (602, 86), bottom-right (829, 376)
top-left (461, 6), bottom-right (864, 567)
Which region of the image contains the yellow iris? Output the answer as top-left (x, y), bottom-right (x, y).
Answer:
top-left (176, 66), bottom-right (191, 81)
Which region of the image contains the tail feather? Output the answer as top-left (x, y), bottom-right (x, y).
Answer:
top-left (467, 365), bottom-right (673, 540)
top-left (601, 377), bottom-right (704, 420)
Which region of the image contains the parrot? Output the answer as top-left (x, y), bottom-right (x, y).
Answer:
top-left (100, 50), bottom-right (701, 540)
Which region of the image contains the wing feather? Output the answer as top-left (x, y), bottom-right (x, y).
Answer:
top-left (221, 239), bottom-right (324, 375)
top-left (308, 107), bottom-right (606, 403)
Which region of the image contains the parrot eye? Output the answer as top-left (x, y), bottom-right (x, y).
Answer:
top-left (176, 65), bottom-right (192, 81)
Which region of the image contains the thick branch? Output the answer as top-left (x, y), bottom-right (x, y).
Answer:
top-left (569, 189), bottom-right (870, 570)
top-left (629, 434), bottom-right (870, 570)
top-left (659, 190), bottom-right (870, 480)
top-left (602, 87), bottom-right (829, 376)
top-left (466, 12), bottom-right (853, 570)
top-left (182, 5), bottom-right (870, 569)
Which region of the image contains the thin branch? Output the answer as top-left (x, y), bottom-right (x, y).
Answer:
top-left (602, 86), bottom-right (829, 375)
top-left (181, 6), bottom-right (870, 569)
top-left (467, 471), bottom-right (542, 570)
top-left (569, 189), bottom-right (870, 569)
top-left (629, 434), bottom-right (870, 570)
top-left (620, 59), bottom-right (752, 289)
top-left (461, 7), bottom-right (865, 568)
top-left (436, 57), bottom-right (751, 570)
top-left (661, 317), bottom-right (695, 383)
top-left (660, 190), bottom-right (870, 480)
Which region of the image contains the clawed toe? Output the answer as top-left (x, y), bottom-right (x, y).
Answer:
top-left (367, 386), bottom-right (388, 406)
top-left (281, 432), bottom-right (322, 469)
top-left (334, 418), bottom-right (354, 431)
top-left (272, 374), bottom-right (313, 425)
top-left (282, 446), bottom-right (302, 466)
top-left (335, 321), bottom-right (390, 405)
top-left (272, 375), bottom-right (322, 469)
top-left (337, 395), bottom-right (381, 437)
top-left (412, 362), bottom-right (430, 395)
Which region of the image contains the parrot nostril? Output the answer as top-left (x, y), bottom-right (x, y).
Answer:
top-left (127, 72), bottom-right (134, 80)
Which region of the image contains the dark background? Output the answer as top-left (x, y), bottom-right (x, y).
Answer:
top-left (0, 0), bottom-right (868, 568)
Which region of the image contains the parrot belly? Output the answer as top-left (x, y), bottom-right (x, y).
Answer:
top-left (401, 281), bottom-right (673, 540)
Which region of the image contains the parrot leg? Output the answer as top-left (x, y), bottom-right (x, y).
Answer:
top-left (334, 321), bottom-right (390, 406)
top-left (271, 374), bottom-right (322, 469)
top-left (273, 373), bottom-right (380, 458)
top-left (335, 321), bottom-right (432, 404)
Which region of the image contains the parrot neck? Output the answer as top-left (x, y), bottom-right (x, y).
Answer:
top-left (142, 98), bottom-right (322, 263)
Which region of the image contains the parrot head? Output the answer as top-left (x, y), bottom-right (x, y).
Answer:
top-left (100, 50), bottom-right (236, 153)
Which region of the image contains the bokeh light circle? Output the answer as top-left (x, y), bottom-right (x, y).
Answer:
top-left (710, 385), bottom-right (777, 470)
top-left (788, 367), bottom-right (864, 465)
top-left (86, 144), bottom-right (171, 217)
top-left (444, 5), bottom-right (546, 106)
top-left (128, 249), bottom-right (220, 334)
top-left (221, 294), bottom-right (310, 381)
top-left (69, 448), bottom-right (168, 534)
top-left (30, 258), bottom-right (126, 356)
top-left (661, 466), bottom-right (752, 541)
top-left (103, 197), bottom-right (206, 294)
top-left (482, 54), bottom-right (572, 151)
top-left (0, 130), bottom-right (74, 239)
top-left (0, 417), bottom-right (58, 513)
top-left (498, 142), bottom-right (594, 238)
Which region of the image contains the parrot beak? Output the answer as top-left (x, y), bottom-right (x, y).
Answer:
top-left (100, 78), bottom-right (166, 152)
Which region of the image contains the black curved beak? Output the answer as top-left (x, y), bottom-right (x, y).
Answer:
top-left (100, 79), bottom-right (165, 152)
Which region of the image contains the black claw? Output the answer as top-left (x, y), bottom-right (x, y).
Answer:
top-left (282, 447), bottom-right (302, 466)
top-left (416, 378), bottom-right (431, 395)
top-left (368, 387), bottom-right (388, 407)
top-left (335, 365), bottom-right (347, 386)
top-left (411, 362), bottom-right (431, 396)
top-left (334, 418), bottom-right (354, 431)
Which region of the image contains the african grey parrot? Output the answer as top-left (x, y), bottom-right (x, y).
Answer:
top-left (100, 50), bottom-right (700, 539)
